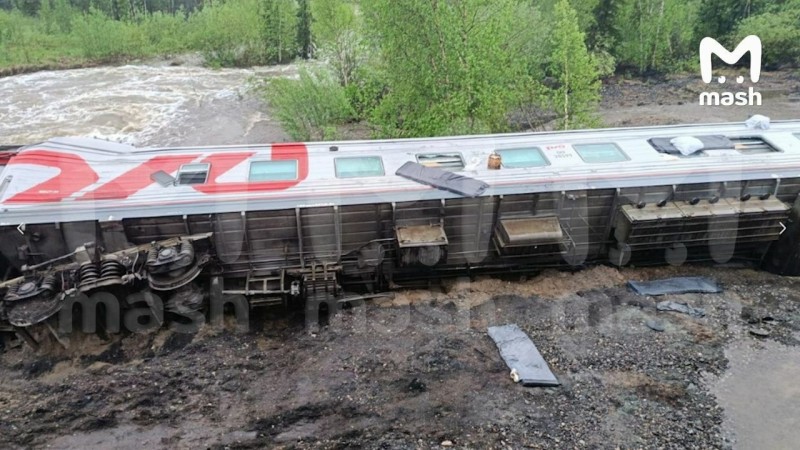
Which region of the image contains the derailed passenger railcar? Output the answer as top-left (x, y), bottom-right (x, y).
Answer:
top-left (1, 121), bottom-right (800, 333)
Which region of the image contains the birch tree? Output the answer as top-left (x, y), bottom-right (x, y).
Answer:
top-left (548, 0), bottom-right (600, 129)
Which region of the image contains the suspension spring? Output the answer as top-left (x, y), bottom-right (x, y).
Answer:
top-left (78, 262), bottom-right (100, 287)
top-left (100, 259), bottom-right (125, 280)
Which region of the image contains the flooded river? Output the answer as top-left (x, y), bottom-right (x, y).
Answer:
top-left (0, 62), bottom-right (293, 147)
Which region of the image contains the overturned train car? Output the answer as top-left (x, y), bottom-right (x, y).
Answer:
top-left (1, 121), bottom-right (800, 333)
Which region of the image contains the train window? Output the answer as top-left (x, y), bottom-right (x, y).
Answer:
top-left (416, 153), bottom-right (465, 170)
top-left (573, 143), bottom-right (628, 163)
top-left (335, 156), bottom-right (385, 178)
top-left (176, 163), bottom-right (210, 185)
top-left (496, 147), bottom-right (549, 168)
top-left (730, 137), bottom-right (779, 154)
top-left (249, 160), bottom-right (298, 181)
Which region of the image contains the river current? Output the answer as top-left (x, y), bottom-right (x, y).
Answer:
top-left (0, 62), bottom-right (294, 147)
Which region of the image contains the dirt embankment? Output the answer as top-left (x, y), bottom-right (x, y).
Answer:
top-left (1, 264), bottom-right (799, 449)
top-left (600, 69), bottom-right (800, 126)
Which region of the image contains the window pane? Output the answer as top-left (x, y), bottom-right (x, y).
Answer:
top-left (180, 163), bottom-right (210, 172)
top-left (177, 163), bottom-right (209, 185)
top-left (416, 153), bottom-right (465, 170)
top-left (335, 156), bottom-right (384, 178)
top-left (177, 172), bottom-right (207, 185)
top-left (249, 160), bottom-right (298, 181)
top-left (730, 137), bottom-right (778, 154)
top-left (496, 147), bottom-right (548, 168)
top-left (573, 143), bottom-right (628, 163)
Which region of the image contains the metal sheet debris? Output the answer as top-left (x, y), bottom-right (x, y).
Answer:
top-left (628, 277), bottom-right (721, 296)
top-left (487, 324), bottom-right (559, 387)
top-left (656, 301), bottom-right (706, 318)
top-left (395, 161), bottom-right (489, 197)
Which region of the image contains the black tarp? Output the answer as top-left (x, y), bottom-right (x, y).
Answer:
top-left (648, 135), bottom-right (734, 154)
top-left (395, 162), bottom-right (489, 198)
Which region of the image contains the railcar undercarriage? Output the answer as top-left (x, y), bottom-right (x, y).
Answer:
top-left (2, 177), bottom-right (800, 347)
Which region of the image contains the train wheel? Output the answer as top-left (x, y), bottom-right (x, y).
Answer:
top-left (665, 243), bottom-right (688, 266)
top-left (608, 244), bottom-right (632, 267)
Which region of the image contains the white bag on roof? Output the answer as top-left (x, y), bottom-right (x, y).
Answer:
top-left (669, 136), bottom-right (705, 156)
top-left (745, 114), bottom-right (770, 130)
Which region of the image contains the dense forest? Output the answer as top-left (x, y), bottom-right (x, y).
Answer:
top-left (1, 0), bottom-right (798, 137)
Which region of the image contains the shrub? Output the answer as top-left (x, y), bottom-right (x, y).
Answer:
top-left (187, 0), bottom-right (266, 67)
top-left (71, 8), bottom-right (147, 59)
top-left (263, 67), bottom-right (355, 141)
top-left (733, 2), bottom-right (800, 68)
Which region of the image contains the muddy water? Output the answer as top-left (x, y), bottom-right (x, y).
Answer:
top-left (0, 62), bottom-right (293, 147)
top-left (709, 338), bottom-right (800, 450)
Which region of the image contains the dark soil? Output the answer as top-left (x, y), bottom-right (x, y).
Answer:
top-left (1, 264), bottom-right (799, 449)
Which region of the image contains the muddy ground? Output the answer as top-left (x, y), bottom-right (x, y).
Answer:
top-left (1, 72), bottom-right (800, 449)
top-left (1, 265), bottom-right (799, 449)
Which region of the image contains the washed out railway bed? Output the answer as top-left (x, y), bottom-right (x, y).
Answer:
top-left (1, 264), bottom-right (799, 448)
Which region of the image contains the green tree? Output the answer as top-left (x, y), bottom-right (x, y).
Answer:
top-left (613, 0), bottom-right (699, 74)
top-left (39, 0), bottom-right (54, 33)
top-left (310, 0), bottom-right (363, 86)
top-left (295, 0), bottom-right (311, 58)
top-left (362, 0), bottom-right (538, 137)
top-left (695, 0), bottom-right (770, 42)
top-left (733, 0), bottom-right (800, 67)
top-left (52, 0), bottom-right (73, 33)
top-left (261, 0), bottom-right (296, 64)
top-left (548, 0), bottom-right (600, 129)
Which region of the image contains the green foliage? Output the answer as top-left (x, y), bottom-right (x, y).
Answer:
top-left (52, 0), bottom-right (74, 33)
top-left (188, 0), bottom-right (267, 67)
top-left (0, 0), bottom-right (306, 69)
top-left (361, 0), bottom-right (538, 138)
top-left (295, 0), bottom-right (312, 59)
top-left (343, 65), bottom-right (388, 120)
top-left (547, 0), bottom-right (601, 129)
top-left (261, 0), bottom-right (297, 64)
top-left (310, 0), bottom-right (364, 86)
top-left (694, 0), bottom-right (771, 42)
top-left (262, 67), bottom-right (355, 141)
top-left (733, 0), bottom-right (800, 67)
top-left (538, 0), bottom-right (601, 32)
top-left (613, 0), bottom-right (698, 74)
top-left (71, 7), bottom-right (146, 58)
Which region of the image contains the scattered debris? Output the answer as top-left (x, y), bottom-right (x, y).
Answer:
top-left (646, 319), bottom-right (666, 332)
top-left (408, 378), bottom-right (427, 392)
top-left (487, 324), bottom-right (559, 387)
top-left (656, 301), bottom-right (707, 318)
top-left (628, 277), bottom-right (721, 296)
top-left (749, 328), bottom-right (771, 338)
top-left (741, 306), bottom-right (778, 324)
top-left (441, 440), bottom-right (454, 447)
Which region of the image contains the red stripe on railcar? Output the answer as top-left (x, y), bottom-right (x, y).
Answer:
top-left (79, 154), bottom-right (198, 201)
top-left (5, 150), bottom-right (99, 203)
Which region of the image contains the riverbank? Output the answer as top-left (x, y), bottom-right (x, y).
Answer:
top-left (0, 52), bottom-right (207, 79)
